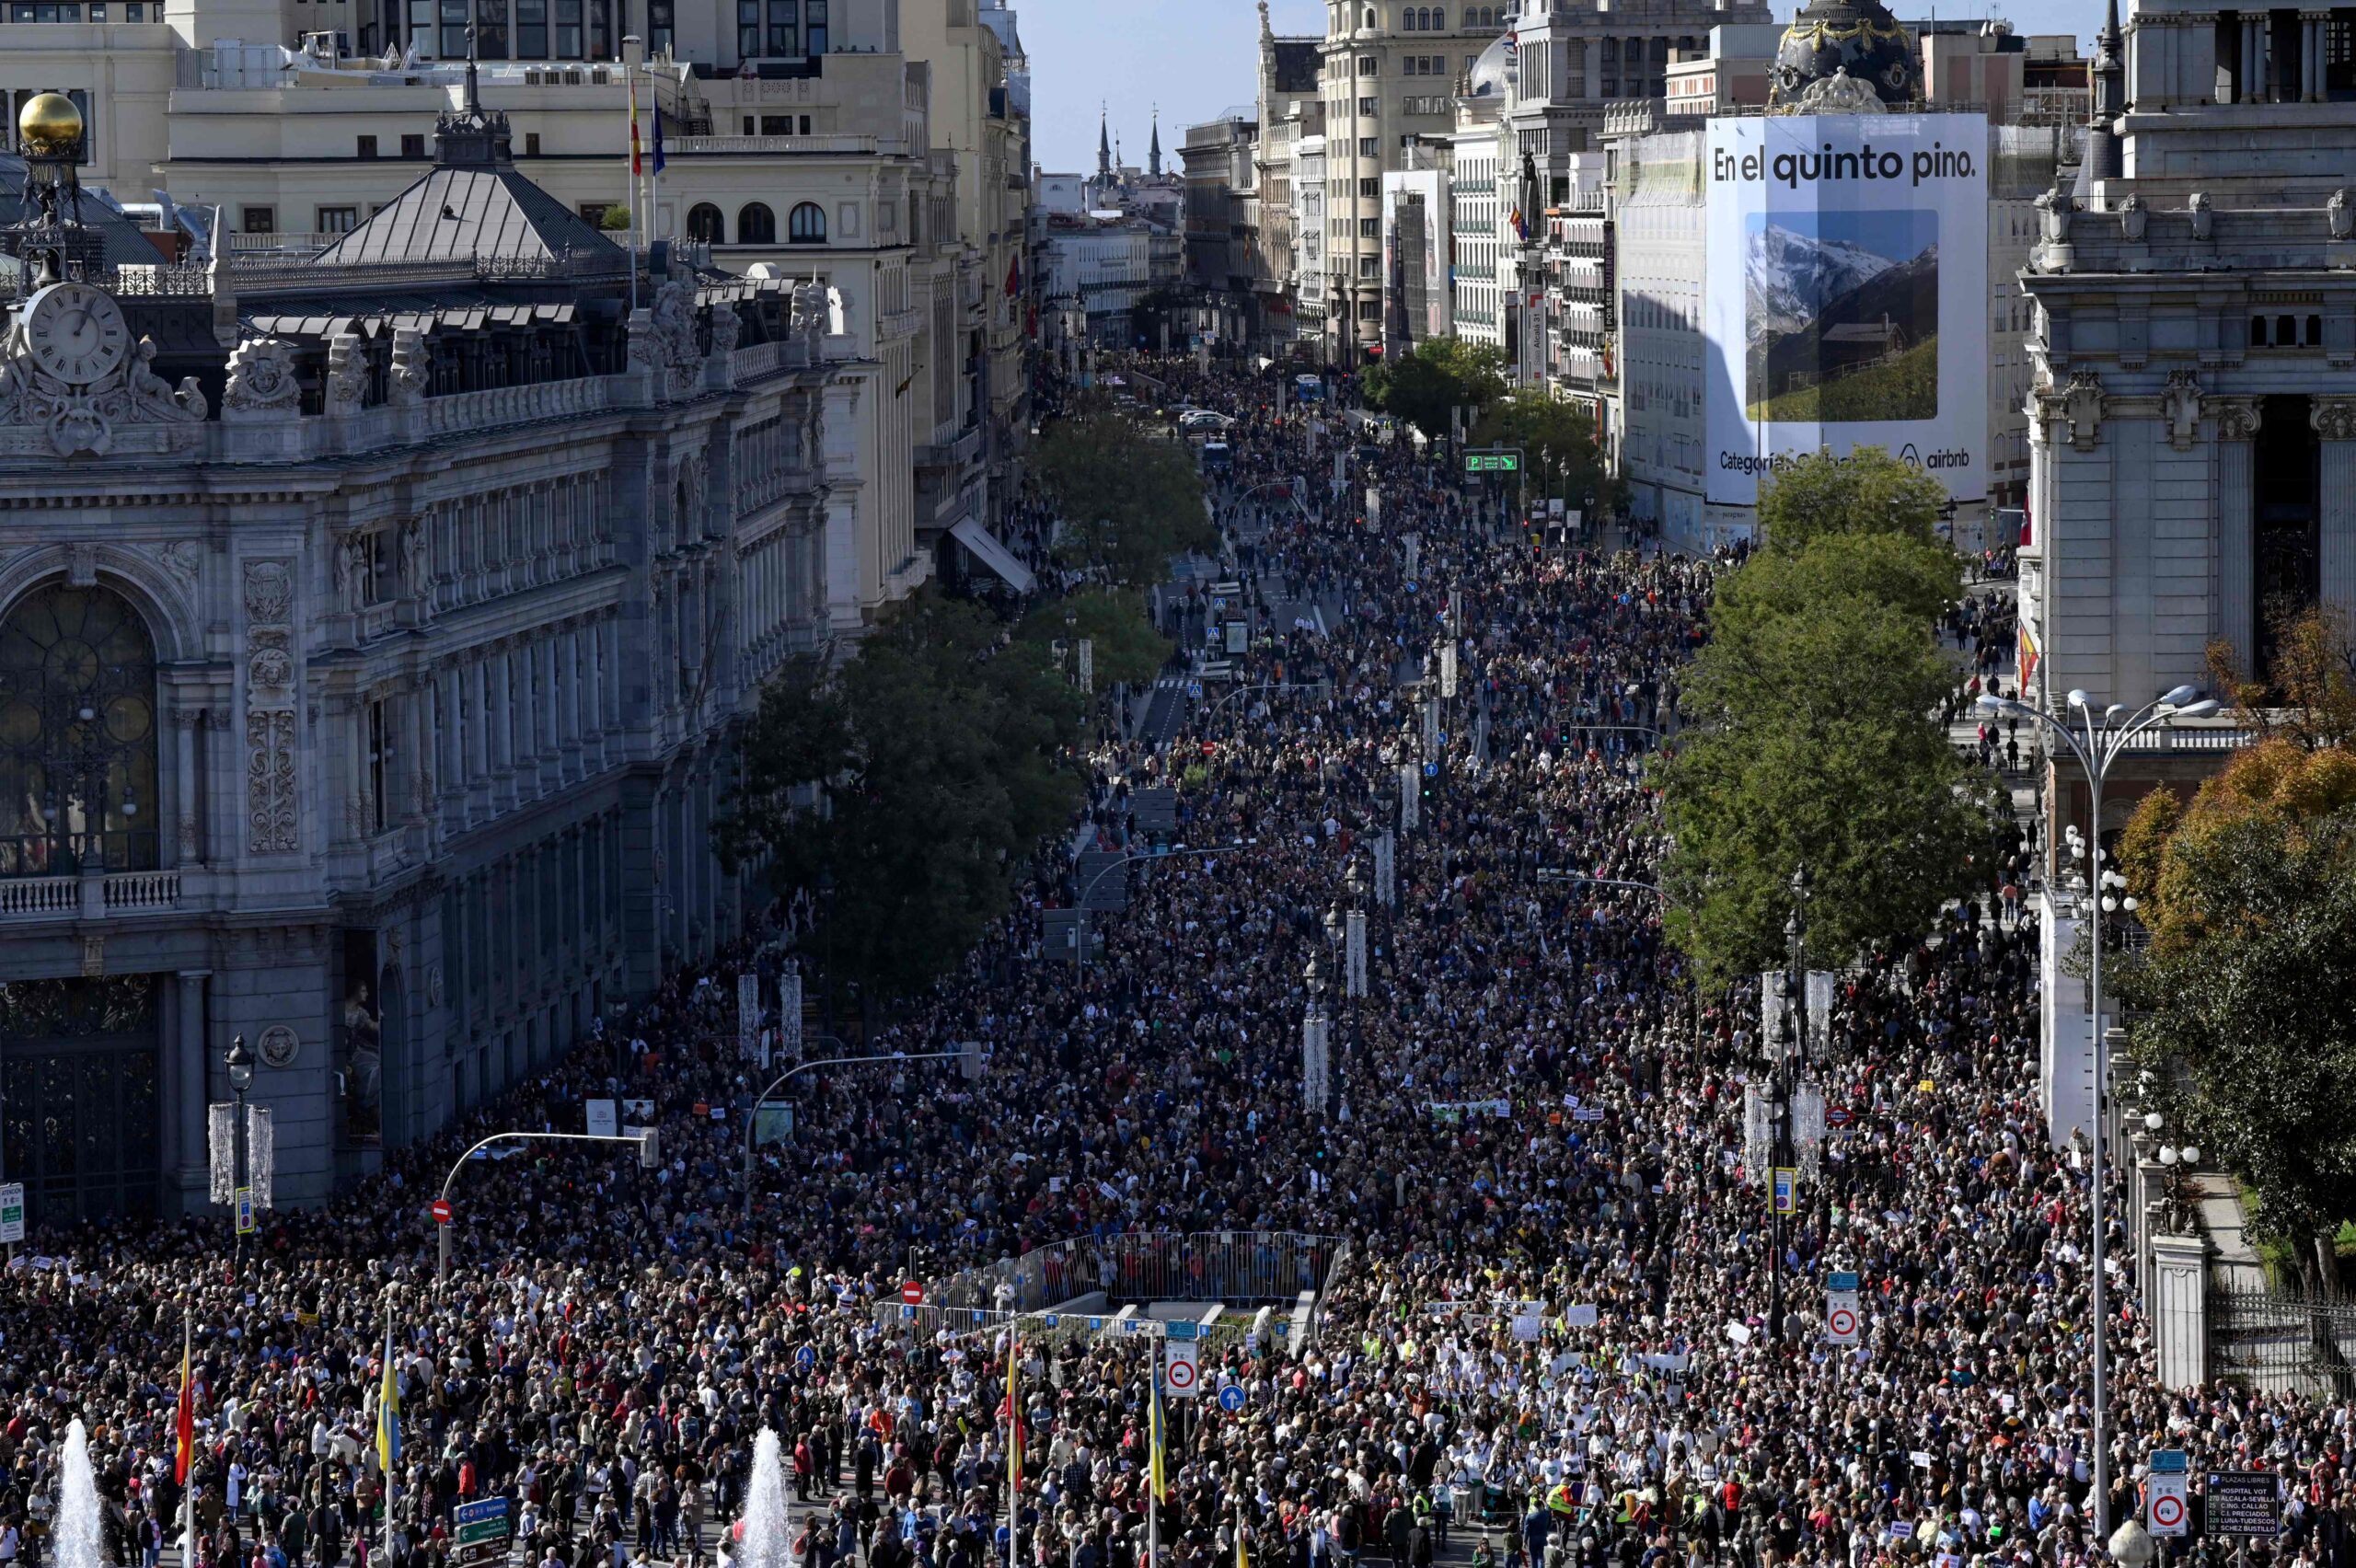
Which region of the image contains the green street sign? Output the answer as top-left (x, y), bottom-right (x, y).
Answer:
top-left (1463, 453), bottom-right (1520, 474)
top-left (0, 1182), bottom-right (23, 1244)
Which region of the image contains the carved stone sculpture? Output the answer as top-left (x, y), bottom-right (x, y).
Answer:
top-left (2188, 191), bottom-right (2214, 241)
top-left (2119, 194), bottom-right (2147, 243)
top-left (222, 338), bottom-right (302, 422)
top-left (2161, 369), bottom-right (2200, 451)
top-left (323, 332), bottom-right (368, 419)
top-left (389, 329), bottom-right (431, 408)
top-left (2064, 369), bottom-right (2106, 452)
top-left (2331, 189), bottom-right (2354, 242)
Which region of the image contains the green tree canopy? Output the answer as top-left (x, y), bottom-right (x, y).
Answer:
top-left (1755, 446), bottom-right (1950, 556)
top-left (1011, 587), bottom-right (1172, 690)
top-left (1657, 511), bottom-right (1992, 983)
top-left (718, 593), bottom-right (1086, 1001)
top-left (1033, 413), bottom-right (1216, 583)
top-left (1362, 339), bottom-right (1507, 440)
top-left (1657, 594), bottom-right (1996, 980)
top-left (1710, 530), bottom-right (1963, 642)
top-left (1470, 387), bottom-right (1612, 508)
top-left (2115, 772), bottom-right (2356, 1280)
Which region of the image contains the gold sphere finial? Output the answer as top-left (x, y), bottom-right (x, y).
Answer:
top-left (17, 92), bottom-right (85, 157)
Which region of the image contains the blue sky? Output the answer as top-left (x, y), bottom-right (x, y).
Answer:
top-left (1021, 0), bottom-right (2108, 175)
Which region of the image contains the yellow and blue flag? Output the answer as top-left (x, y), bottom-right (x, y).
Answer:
top-left (375, 1321), bottom-right (401, 1477)
top-left (1149, 1376), bottom-right (1168, 1504)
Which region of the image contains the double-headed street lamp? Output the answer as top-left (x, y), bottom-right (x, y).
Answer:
top-left (1976, 683), bottom-right (2219, 1537)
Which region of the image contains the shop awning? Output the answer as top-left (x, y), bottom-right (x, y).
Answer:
top-left (950, 516), bottom-right (1036, 594)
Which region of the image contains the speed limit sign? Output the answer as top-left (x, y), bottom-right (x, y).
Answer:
top-left (1162, 1340), bottom-right (1200, 1398)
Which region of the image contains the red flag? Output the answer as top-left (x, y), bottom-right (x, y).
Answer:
top-left (629, 74), bottom-right (643, 179)
top-left (174, 1334), bottom-right (195, 1484)
top-left (1004, 253), bottom-right (1021, 297)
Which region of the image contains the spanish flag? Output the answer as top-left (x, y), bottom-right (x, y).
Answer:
top-left (628, 72), bottom-right (643, 179)
top-left (1148, 1376), bottom-right (1168, 1505)
top-left (173, 1311), bottom-right (195, 1485)
top-left (375, 1318), bottom-right (401, 1479)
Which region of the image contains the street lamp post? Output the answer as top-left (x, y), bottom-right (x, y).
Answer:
top-left (1769, 867), bottom-right (1813, 1344)
top-left (437, 1130), bottom-right (658, 1285)
top-left (741, 1048), bottom-right (970, 1217)
top-left (1976, 683), bottom-right (2219, 1537)
top-left (226, 1033), bottom-right (253, 1275)
top-left (1074, 844), bottom-right (1248, 972)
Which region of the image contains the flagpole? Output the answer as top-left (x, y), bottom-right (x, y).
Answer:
top-left (382, 1300), bottom-right (395, 1568)
top-left (179, 1307), bottom-right (193, 1568)
top-left (626, 67), bottom-right (641, 311)
top-left (1005, 1335), bottom-right (1019, 1568)
top-left (1146, 1355), bottom-right (1160, 1568)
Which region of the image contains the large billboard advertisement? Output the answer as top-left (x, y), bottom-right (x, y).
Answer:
top-left (1703, 113), bottom-right (1988, 508)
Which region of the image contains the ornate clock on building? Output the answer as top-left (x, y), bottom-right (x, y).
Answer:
top-left (22, 281), bottom-right (130, 386)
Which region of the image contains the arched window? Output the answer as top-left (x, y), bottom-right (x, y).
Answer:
top-left (0, 583), bottom-right (160, 877)
top-left (1403, 7), bottom-right (1417, 28)
top-left (1430, 6), bottom-right (1445, 25)
top-left (789, 201), bottom-right (826, 243)
top-left (686, 202), bottom-right (725, 243)
top-left (737, 202), bottom-right (777, 244)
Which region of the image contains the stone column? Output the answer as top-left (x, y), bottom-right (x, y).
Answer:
top-left (172, 702), bottom-right (202, 866)
top-left (2217, 400), bottom-right (2259, 682)
top-left (471, 655), bottom-right (493, 818)
top-left (2151, 1233), bottom-right (2208, 1390)
top-left (408, 677), bottom-right (433, 831)
top-left (2315, 398), bottom-right (2356, 617)
top-left (491, 644), bottom-right (516, 805)
top-left (439, 663), bottom-right (466, 824)
top-left (170, 971), bottom-right (210, 1211)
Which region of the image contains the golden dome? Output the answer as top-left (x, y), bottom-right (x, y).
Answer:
top-left (17, 93), bottom-right (85, 157)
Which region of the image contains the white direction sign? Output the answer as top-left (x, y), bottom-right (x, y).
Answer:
top-left (1161, 1339), bottom-right (1201, 1398)
top-left (0, 1182), bottom-right (22, 1244)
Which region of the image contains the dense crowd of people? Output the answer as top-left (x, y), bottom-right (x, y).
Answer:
top-left (0, 357), bottom-right (2334, 1568)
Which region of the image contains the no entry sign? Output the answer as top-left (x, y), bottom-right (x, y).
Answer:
top-left (430, 1199), bottom-right (453, 1225)
top-left (1825, 1271), bottom-right (1860, 1346)
top-left (1162, 1339), bottom-right (1200, 1397)
top-left (901, 1280), bottom-right (925, 1306)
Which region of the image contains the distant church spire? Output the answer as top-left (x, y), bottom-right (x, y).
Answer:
top-left (1097, 102), bottom-right (1112, 180)
top-left (1149, 106), bottom-right (1161, 179)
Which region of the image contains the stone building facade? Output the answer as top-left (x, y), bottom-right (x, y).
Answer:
top-left (2018, 0), bottom-right (2356, 731)
top-left (0, 97), bottom-right (837, 1226)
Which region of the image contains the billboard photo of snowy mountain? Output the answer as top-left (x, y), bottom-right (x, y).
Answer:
top-left (1744, 207), bottom-right (1939, 422)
